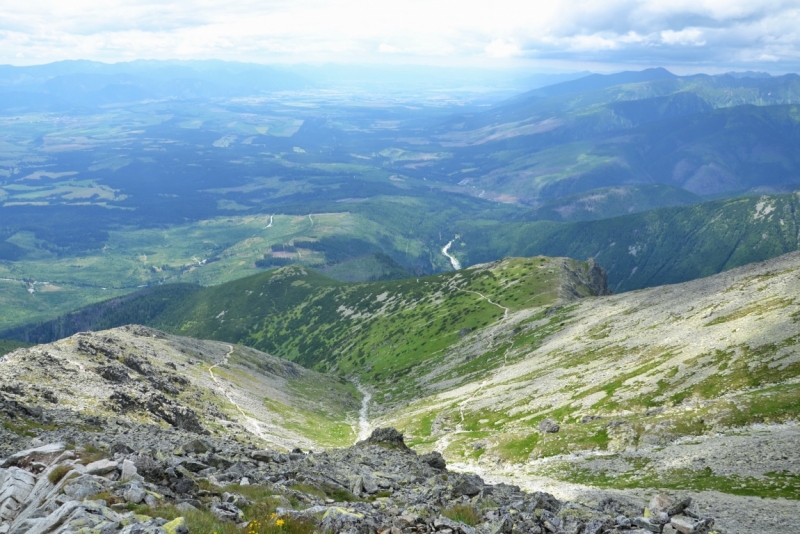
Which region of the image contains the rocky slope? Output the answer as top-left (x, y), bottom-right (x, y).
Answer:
top-left (0, 325), bottom-right (360, 451)
top-left (0, 427), bottom-right (715, 534)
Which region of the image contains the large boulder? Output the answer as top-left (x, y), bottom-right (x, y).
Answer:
top-left (420, 451), bottom-right (446, 470)
top-left (452, 473), bottom-right (484, 497)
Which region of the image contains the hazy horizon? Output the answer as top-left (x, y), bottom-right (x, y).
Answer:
top-left (2, 1), bottom-right (799, 73)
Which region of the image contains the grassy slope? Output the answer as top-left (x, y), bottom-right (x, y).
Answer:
top-left (2, 255), bottom-right (605, 400)
top-left (0, 191), bottom-right (512, 331)
top-left (152, 257), bottom-right (600, 391)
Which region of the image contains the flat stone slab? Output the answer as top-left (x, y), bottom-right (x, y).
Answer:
top-left (0, 443), bottom-right (66, 468)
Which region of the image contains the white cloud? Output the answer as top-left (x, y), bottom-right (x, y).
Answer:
top-left (661, 28), bottom-right (706, 46)
top-left (485, 39), bottom-right (521, 58)
top-left (379, 43), bottom-right (401, 54)
top-left (0, 0), bottom-right (798, 70)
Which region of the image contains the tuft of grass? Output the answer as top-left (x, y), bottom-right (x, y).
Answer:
top-left (442, 505), bottom-right (482, 526)
top-left (1, 418), bottom-right (58, 438)
top-left (77, 444), bottom-right (108, 465)
top-left (48, 464), bottom-right (72, 484)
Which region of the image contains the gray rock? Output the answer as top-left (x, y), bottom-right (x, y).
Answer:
top-left (633, 517), bottom-right (662, 533)
top-left (119, 459), bottom-right (139, 483)
top-left (360, 427), bottom-right (408, 449)
top-left (110, 443), bottom-right (135, 455)
top-left (648, 493), bottom-right (691, 517)
top-left (223, 491), bottom-right (251, 508)
top-left (538, 418), bottom-right (560, 433)
top-left (434, 515), bottom-right (477, 534)
top-left (362, 473), bottom-right (379, 494)
top-left (181, 439), bottom-right (210, 455)
top-left (63, 474), bottom-right (108, 500)
top-left (489, 514), bottom-right (513, 534)
top-left (395, 514), bottom-right (417, 528)
top-left (580, 415), bottom-right (603, 423)
top-left (670, 517), bottom-right (695, 534)
top-left (123, 483), bottom-right (146, 504)
top-left (84, 459), bottom-right (118, 476)
top-left (350, 475), bottom-right (365, 495)
top-left (0, 467), bottom-right (36, 524)
top-left (420, 451), bottom-right (446, 470)
top-left (178, 458), bottom-right (208, 473)
top-left (144, 494), bottom-right (159, 508)
top-left (210, 501), bottom-right (244, 522)
top-left (452, 473), bottom-right (484, 497)
top-left (250, 450), bottom-right (273, 462)
top-left (0, 443), bottom-right (65, 468)
top-left (176, 502), bottom-right (198, 513)
top-left (321, 506), bottom-right (364, 533)
top-left (584, 518), bottom-right (613, 534)
top-left (671, 516), bottom-right (715, 534)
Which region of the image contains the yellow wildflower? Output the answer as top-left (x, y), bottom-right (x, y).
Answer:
top-left (276, 519), bottom-right (285, 527)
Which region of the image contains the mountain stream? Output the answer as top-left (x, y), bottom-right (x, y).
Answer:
top-left (442, 240), bottom-right (461, 270)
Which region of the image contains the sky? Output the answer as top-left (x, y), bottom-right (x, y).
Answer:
top-left (1, 0), bottom-right (799, 73)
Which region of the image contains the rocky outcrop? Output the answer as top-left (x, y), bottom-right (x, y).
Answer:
top-left (0, 326), bottom-right (362, 452)
top-left (560, 258), bottom-right (611, 300)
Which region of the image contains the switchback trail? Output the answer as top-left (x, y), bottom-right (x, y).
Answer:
top-left (463, 290), bottom-right (509, 321)
top-left (456, 290), bottom-right (513, 425)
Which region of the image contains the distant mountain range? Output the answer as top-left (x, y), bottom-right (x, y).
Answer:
top-left (426, 69), bottom-right (800, 203)
top-left (0, 60), bottom-right (310, 110)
